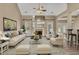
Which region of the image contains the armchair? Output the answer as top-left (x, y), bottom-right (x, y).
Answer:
top-left (50, 33), bottom-right (64, 46)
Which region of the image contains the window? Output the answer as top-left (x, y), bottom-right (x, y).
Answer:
top-left (57, 23), bottom-right (67, 33)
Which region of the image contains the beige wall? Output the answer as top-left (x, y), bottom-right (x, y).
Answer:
top-left (0, 3), bottom-right (22, 32)
top-left (68, 3), bottom-right (79, 13)
top-left (58, 3), bottom-right (79, 18)
top-left (73, 16), bottom-right (79, 30)
top-left (57, 3), bottom-right (79, 33)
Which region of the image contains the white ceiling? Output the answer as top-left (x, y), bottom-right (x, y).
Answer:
top-left (17, 3), bottom-right (67, 16)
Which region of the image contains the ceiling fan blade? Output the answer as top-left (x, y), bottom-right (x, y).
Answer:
top-left (42, 10), bottom-right (46, 11)
top-left (33, 8), bottom-right (36, 9)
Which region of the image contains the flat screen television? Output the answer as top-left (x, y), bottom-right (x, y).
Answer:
top-left (3, 17), bottom-right (17, 31)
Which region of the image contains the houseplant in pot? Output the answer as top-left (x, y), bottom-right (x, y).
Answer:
top-left (21, 25), bottom-right (26, 33)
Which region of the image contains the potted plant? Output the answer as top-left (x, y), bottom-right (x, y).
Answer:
top-left (21, 25), bottom-right (26, 32)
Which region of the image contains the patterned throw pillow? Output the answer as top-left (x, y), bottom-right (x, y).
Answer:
top-left (5, 33), bottom-right (11, 38)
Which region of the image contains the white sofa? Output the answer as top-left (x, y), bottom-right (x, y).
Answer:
top-left (9, 34), bottom-right (26, 47)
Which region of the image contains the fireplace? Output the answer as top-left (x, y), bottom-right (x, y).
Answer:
top-left (35, 31), bottom-right (42, 39)
top-left (35, 31), bottom-right (42, 35)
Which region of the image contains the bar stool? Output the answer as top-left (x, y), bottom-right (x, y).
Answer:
top-left (67, 29), bottom-right (77, 47)
top-left (76, 29), bottom-right (79, 50)
top-left (77, 30), bottom-right (79, 49)
top-left (67, 29), bottom-right (73, 46)
top-left (72, 34), bottom-right (77, 46)
top-left (77, 30), bottom-right (79, 44)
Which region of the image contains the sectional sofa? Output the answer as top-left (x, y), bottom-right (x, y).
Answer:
top-left (9, 33), bottom-right (26, 47)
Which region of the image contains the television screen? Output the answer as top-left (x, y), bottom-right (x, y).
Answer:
top-left (3, 17), bottom-right (17, 31)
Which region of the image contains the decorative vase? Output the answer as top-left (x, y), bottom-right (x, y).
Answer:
top-left (34, 35), bottom-right (39, 41)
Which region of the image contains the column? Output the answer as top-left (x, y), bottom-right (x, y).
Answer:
top-left (67, 12), bottom-right (73, 44)
top-left (44, 19), bottom-right (47, 36)
top-left (53, 18), bottom-right (57, 37)
top-left (67, 13), bottom-right (72, 29)
top-left (32, 15), bottom-right (35, 34)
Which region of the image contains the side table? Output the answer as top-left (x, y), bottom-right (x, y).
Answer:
top-left (0, 37), bottom-right (10, 54)
top-left (0, 41), bottom-right (9, 54)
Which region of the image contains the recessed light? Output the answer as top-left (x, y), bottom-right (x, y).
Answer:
top-left (33, 8), bottom-right (36, 9)
top-left (24, 11), bottom-right (27, 13)
top-left (51, 12), bottom-right (53, 13)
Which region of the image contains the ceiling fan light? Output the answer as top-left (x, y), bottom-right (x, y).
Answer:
top-left (36, 11), bottom-right (44, 15)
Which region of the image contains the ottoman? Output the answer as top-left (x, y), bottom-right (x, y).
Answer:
top-left (16, 45), bottom-right (30, 55)
top-left (36, 44), bottom-right (52, 55)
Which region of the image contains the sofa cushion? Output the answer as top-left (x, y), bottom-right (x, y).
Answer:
top-left (16, 45), bottom-right (30, 55)
top-left (16, 45), bottom-right (30, 51)
top-left (36, 44), bottom-right (52, 54)
top-left (11, 31), bottom-right (18, 37)
top-left (50, 37), bottom-right (63, 46)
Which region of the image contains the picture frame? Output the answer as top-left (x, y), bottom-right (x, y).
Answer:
top-left (3, 17), bottom-right (17, 31)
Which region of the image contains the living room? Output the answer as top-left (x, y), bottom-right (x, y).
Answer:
top-left (0, 3), bottom-right (79, 55)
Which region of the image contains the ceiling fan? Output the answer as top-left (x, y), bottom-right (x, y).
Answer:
top-left (33, 4), bottom-right (47, 12)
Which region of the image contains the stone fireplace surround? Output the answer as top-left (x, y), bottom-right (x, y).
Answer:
top-left (23, 16), bottom-right (57, 37)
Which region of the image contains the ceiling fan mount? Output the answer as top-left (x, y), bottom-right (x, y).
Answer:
top-left (33, 4), bottom-right (47, 12)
